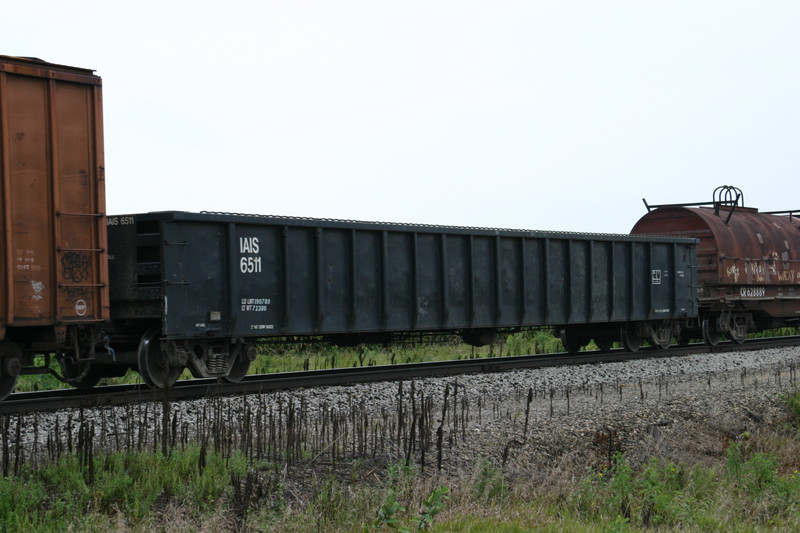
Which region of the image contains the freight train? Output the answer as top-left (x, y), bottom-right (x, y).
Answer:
top-left (0, 56), bottom-right (798, 400)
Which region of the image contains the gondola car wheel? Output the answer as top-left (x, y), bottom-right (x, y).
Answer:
top-left (224, 344), bottom-right (256, 383)
top-left (138, 328), bottom-right (182, 389)
top-left (559, 327), bottom-right (587, 354)
top-left (620, 323), bottom-right (644, 352)
top-left (223, 355), bottom-right (250, 383)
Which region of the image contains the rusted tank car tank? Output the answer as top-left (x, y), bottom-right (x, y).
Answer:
top-left (0, 56), bottom-right (110, 398)
top-left (632, 185), bottom-right (800, 345)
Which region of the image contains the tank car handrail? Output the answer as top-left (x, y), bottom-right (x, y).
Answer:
top-left (642, 198), bottom-right (719, 212)
top-left (762, 209), bottom-right (800, 227)
top-left (642, 199), bottom-right (743, 216)
top-left (643, 200), bottom-right (739, 224)
top-left (643, 185), bottom-right (745, 220)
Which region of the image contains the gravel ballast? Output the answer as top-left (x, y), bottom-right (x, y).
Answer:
top-left (5, 346), bottom-right (800, 476)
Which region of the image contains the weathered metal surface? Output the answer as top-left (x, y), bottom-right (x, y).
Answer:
top-left (631, 205), bottom-right (800, 318)
top-left (0, 56), bottom-right (109, 338)
top-left (108, 211), bottom-right (697, 341)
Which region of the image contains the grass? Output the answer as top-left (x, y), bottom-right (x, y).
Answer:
top-left (0, 391), bottom-right (798, 531)
top-left (562, 450), bottom-right (800, 530)
top-left (0, 445), bottom-right (250, 532)
top-left (250, 328), bottom-right (565, 374)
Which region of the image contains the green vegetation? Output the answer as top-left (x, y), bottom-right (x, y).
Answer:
top-left (371, 484), bottom-right (450, 532)
top-left (251, 328), bottom-right (565, 374)
top-left (564, 449), bottom-right (800, 530)
top-left (0, 392), bottom-right (797, 531)
top-left (0, 446), bottom-right (250, 532)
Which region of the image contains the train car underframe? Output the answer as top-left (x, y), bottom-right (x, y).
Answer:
top-left (558, 319), bottom-right (692, 353)
top-left (695, 283), bottom-right (799, 346)
top-left (0, 308), bottom-right (790, 400)
top-left (557, 312), bottom-right (761, 353)
top-left (135, 331), bottom-right (258, 389)
top-left (0, 324), bottom-right (119, 399)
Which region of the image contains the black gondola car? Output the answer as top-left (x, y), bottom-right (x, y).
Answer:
top-left (106, 211), bottom-right (697, 388)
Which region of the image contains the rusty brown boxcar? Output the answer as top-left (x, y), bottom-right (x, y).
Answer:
top-left (632, 185), bottom-right (800, 345)
top-left (0, 56), bottom-right (109, 398)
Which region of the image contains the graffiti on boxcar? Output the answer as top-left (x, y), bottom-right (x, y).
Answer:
top-left (63, 286), bottom-right (91, 317)
top-left (30, 281), bottom-right (44, 301)
top-left (61, 252), bottom-right (91, 283)
top-left (63, 286), bottom-right (89, 300)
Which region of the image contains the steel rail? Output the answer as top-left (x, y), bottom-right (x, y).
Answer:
top-left (2, 336), bottom-right (799, 415)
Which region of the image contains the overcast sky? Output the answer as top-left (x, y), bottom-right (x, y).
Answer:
top-left (5, 1), bottom-right (799, 233)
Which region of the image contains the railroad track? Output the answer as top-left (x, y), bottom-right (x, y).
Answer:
top-left (2, 336), bottom-right (799, 415)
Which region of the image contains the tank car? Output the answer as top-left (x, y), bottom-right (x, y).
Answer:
top-left (632, 185), bottom-right (800, 345)
top-left (0, 56), bottom-right (110, 399)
